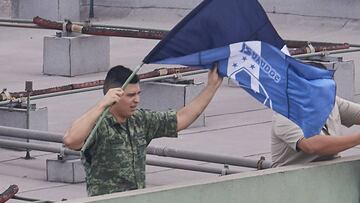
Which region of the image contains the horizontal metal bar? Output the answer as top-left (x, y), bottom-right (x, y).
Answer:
top-left (0, 139), bottom-right (79, 156)
top-left (0, 18), bottom-right (33, 24)
top-left (0, 126), bottom-right (63, 143)
top-left (30, 86), bottom-right (102, 101)
top-left (0, 98), bottom-right (22, 106)
top-left (0, 135), bottom-right (242, 174)
top-left (147, 146), bottom-right (271, 169)
top-left (0, 22), bottom-right (43, 29)
top-left (349, 44), bottom-right (360, 48)
top-left (0, 106), bottom-right (27, 112)
top-left (146, 158), bottom-right (242, 175)
top-left (0, 17), bottom-right (168, 34)
top-left (293, 48), bottom-right (360, 58)
top-left (0, 126), bottom-right (269, 169)
top-left (30, 69), bottom-right (208, 101)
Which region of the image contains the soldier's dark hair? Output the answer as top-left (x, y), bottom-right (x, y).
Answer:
top-left (103, 65), bottom-right (139, 95)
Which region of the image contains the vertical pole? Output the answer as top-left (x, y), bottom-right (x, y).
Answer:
top-left (89, 0), bottom-right (94, 18)
top-left (25, 81), bottom-right (32, 160)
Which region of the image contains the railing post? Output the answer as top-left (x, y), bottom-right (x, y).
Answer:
top-left (24, 81), bottom-right (32, 160)
top-left (89, 0), bottom-right (94, 18)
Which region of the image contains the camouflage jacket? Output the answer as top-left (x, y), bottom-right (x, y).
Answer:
top-left (81, 109), bottom-right (178, 196)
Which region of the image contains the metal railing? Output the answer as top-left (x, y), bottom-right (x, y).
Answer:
top-left (0, 126), bottom-right (270, 171)
top-left (0, 69), bottom-right (208, 106)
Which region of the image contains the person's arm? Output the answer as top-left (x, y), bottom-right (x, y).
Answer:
top-left (176, 65), bottom-right (223, 131)
top-left (297, 133), bottom-right (360, 156)
top-left (63, 88), bottom-right (124, 150)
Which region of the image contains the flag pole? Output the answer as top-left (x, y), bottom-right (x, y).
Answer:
top-left (81, 63), bottom-right (144, 152)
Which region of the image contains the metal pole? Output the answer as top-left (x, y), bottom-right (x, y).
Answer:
top-left (350, 44), bottom-right (360, 48)
top-left (0, 106), bottom-right (27, 112)
top-left (0, 98), bottom-right (22, 106)
top-left (0, 18), bottom-right (166, 32)
top-left (147, 146), bottom-right (272, 169)
top-left (0, 138), bottom-right (242, 174)
top-left (25, 81), bottom-right (32, 159)
top-left (0, 127), bottom-right (270, 169)
top-left (23, 69), bottom-right (207, 102)
top-left (30, 86), bottom-right (102, 101)
top-left (293, 48), bottom-right (360, 59)
top-left (0, 18), bottom-right (33, 24)
top-left (0, 23), bottom-right (43, 29)
top-left (0, 126), bottom-right (63, 143)
top-left (89, 0), bottom-right (94, 18)
top-left (146, 158), bottom-right (242, 175)
top-left (0, 139), bottom-right (79, 156)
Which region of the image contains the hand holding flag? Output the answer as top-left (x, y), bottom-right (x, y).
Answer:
top-left (143, 0), bottom-right (336, 138)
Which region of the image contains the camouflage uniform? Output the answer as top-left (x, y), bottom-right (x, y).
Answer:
top-left (81, 109), bottom-right (178, 196)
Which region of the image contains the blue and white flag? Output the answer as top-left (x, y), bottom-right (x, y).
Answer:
top-left (143, 0), bottom-right (336, 138)
top-left (143, 0), bottom-right (287, 63)
top-left (153, 41), bottom-right (336, 137)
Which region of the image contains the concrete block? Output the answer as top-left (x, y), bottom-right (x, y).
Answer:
top-left (43, 35), bottom-right (110, 76)
top-left (46, 158), bottom-right (85, 183)
top-left (332, 61), bottom-right (355, 101)
top-left (0, 106), bottom-right (48, 142)
top-left (315, 59), bottom-right (355, 101)
top-left (11, 0), bottom-right (80, 21)
top-left (140, 81), bottom-right (205, 128)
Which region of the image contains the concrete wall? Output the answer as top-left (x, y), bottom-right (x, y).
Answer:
top-left (64, 155), bottom-right (360, 203)
top-left (259, 0), bottom-right (360, 20)
top-left (0, 0), bottom-right (11, 17)
top-left (79, 0), bottom-right (360, 20)
top-left (4, 0), bottom-right (360, 20)
top-left (11, 0), bottom-right (80, 21)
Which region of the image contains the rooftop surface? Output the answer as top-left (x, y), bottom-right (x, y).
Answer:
top-left (1, 5), bottom-right (360, 203)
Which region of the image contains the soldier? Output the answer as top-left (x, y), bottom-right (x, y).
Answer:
top-left (63, 64), bottom-right (222, 196)
top-left (271, 62), bottom-right (360, 167)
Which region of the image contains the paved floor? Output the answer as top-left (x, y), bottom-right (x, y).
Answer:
top-left (1, 8), bottom-right (360, 203)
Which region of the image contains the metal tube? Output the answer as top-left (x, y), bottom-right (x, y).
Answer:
top-left (1, 17), bottom-right (359, 49)
top-left (0, 126), bottom-right (268, 170)
top-left (89, 0), bottom-right (94, 18)
top-left (30, 86), bottom-right (102, 101)
top-left (0, 98), bottom-right (22, 106)
top-left (0, 137), bottom-right (241, 175)
top-left (0, 106), bottom-right (27, 112)
top-left (0, 126), bottom-right (63, 143)
top-left (0, 126), bottom-right (270, 168)
top-left (28, 69), bottom-right (207, 101)
top-left (146, 158), bottom-right (242, 175)
top-left (0, 139), bottom-right (79, 156)
top-left (25, 85), bottom-right (31, 159)
top-left (147, 146), bottom-right (271, 169)
top-left (0, 69), bottom-right (207, 104)
top-left (0, 18), bottom-right (167, 32)
top-left (0, 18), bottom-right (33, 24)
top-left (0, 22), bottom-right (43, 29)
top-left (350, 44), bottom-right (360, 48)
top-left (293, 48), bottom-right (360, 59)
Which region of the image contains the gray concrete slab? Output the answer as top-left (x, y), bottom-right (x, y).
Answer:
top-left (0, 3), bottom-right (360, 202)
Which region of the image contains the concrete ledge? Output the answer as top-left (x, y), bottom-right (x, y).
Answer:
top-left (64, 155), bottom-right (360, 203)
